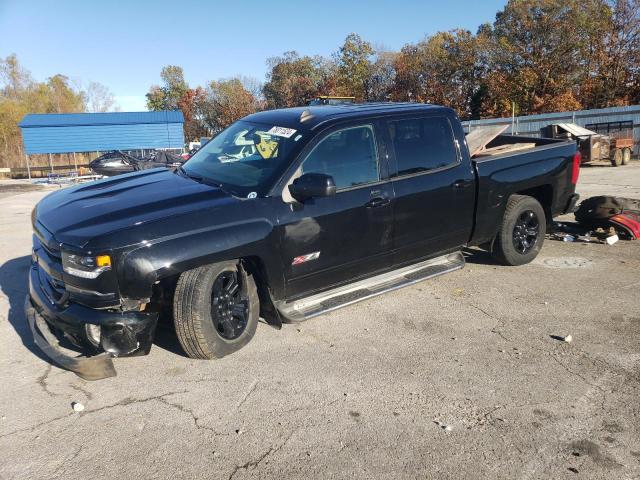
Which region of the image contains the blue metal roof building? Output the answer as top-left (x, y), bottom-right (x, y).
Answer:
top-left (19, 111), bottom-right (185, 154)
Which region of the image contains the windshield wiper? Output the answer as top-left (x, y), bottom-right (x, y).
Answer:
top-left (176, 166), bottom-right (231, 194)
top-left (176, 165), bottom-right (200, 180)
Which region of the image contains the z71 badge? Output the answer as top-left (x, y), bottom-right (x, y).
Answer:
top-left (291, 251), bottom-right (321, 265)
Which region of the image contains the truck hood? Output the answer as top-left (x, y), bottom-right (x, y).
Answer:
top-left (36, 168), bottom-right (236, 248)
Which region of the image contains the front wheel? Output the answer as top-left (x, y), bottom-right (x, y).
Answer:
top-left (491, 195), bottom-right (546, 266)
top-left (173, 261), bottom-right (259, 359)
top-left (622, 148), bottom-right (631, 165)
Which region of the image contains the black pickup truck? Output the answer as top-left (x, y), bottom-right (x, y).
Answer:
top-left (26, 103), bottom-right (580, 379)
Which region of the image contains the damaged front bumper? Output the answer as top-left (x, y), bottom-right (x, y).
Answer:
top-left (27, 264), bottom-right (158, 380)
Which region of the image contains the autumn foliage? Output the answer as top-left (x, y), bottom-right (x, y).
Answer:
top-left (1, 0), bottom-right (639, 168)
top-left (145, 0), bottom-right (639, 140)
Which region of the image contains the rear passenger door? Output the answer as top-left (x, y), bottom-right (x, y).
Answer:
top-left (386, 115), bottom-right (475, 265)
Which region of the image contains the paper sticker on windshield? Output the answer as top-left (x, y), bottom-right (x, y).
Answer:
top-left (268, 126), bottom-right (297, 138)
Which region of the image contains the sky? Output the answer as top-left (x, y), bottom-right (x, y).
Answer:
top-left (0, 0), bottom-right (507, 111)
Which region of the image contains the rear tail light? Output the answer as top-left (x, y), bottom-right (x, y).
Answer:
top-left (571, 152), bottom-right (581, 184)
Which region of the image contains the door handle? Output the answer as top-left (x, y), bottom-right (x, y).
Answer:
top-left (366, 197), bottom-right (390, 208)
top-left (452, 179), bottom-right (472, 189)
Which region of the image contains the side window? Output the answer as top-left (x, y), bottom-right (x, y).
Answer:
top-left (389, 117), bottom-right (458, 177)
top-left (300, 125), bottom-right (379, 189)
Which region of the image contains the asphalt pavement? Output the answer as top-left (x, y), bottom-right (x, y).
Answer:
top-left (1, 164), bottom-right (639, 479)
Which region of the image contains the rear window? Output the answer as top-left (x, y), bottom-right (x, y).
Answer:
top-left (389, 117), bottom-right (458, 176)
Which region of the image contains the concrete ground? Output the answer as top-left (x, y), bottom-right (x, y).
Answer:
top-left (1, 164), bottom-right (639, 480)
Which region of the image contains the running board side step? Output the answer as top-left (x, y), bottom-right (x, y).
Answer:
top-left (276, 251), bottom-right (465, 322)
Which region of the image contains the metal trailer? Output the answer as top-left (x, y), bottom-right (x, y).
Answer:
top-left (541, 123), bottom-right (633, 167)
top-left (609, 126), bottom-right (634, 166)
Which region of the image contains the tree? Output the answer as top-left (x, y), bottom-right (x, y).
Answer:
top-left (392, 30), bottom-right (484, 118)
top-left (85, 81), bottom-right (116, 112)
top-left (0, 54), bottom-right (32, 97)
top-left (199, 78), bottom-right (260, 133)
top-left (0, 54), bottom-right (86, 169)
top-left (146, 65), bottom-right (188, 111)
top-left (43, 74), bottom-right (85, 113)
top-left (263, 51), bottom-right (326, 108)
top-left (366, 50), bottom-right (397, 101)
top-left (479, 0), bottom-right (612, 116)
top-left (178, 86), bottom-right (208, 141)
top-left (580, 0), bottom-right (640, 108)
top-left (334, 33), bottom-right (374, 101)
top-left (147, 65), bottom-right (207, 140)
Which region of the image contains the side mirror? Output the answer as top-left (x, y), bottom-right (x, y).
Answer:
top-left (288, 173), bottom-right (336, 202)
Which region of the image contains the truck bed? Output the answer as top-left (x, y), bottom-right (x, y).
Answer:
top-left (473, 134), bottom-right (568, 161)
top-left (469, 134), bottom-right (578, 246)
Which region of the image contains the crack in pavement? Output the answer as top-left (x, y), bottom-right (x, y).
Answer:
top-left (36, 364), bottom-right (57, 398)
top-left (470, 406), bottom-right (504, 428)
top-left (0, 412), bottom-right (75, 439)
top-left (68, 382), bottom-right (93, 401)
top-left (279, 396), bottom-right (342, 416)
top-left (50, 445), bottom-right (82, 477)
top-left (156, 396), bottom-right (230, 437)
top-left (227, 429), bottom-right (297, 480)
top-left (0, 390), bottom-right (220, 440)
top-left (549, 354), bottom-right (606, 394)
top-left (236, 380), bottom-right (258, 410)
top-left (79, 390), bottom-right (188, 416)
top-left (470, 304), bottom-right (510, 342)
top-left (576, 348), bottom-right (640, 384)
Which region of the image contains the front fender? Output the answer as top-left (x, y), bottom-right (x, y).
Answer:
top-left (117, 218), bottom-right (281, 300)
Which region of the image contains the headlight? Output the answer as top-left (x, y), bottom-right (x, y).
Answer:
top-left (62, 251), bottom-right (112, 279)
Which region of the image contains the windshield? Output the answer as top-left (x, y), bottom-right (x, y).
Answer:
top-left (182, 120), bottom-right (305, 196)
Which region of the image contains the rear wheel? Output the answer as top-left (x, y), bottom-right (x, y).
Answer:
top-left (173, 261), bottom-right (259, 359)
top-left (622, 148), bottom-right (631, 165)
top-left (491, 195), bottom-right (546, 266)
top-left (611, 148), bottom-right (623, 167)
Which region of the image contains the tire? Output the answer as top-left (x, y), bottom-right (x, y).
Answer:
top-left (622, 148), bottom-right (631, 165)
top-left (491, 195), bottom-right (546, 266)
top-left (611, 149), bottom-right (623, 167)
top-left (173, 260), bottom-right (259, 359)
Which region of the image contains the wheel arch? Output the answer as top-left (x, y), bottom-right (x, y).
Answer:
top-left (514, 184), bottom-right (553, 223)
top-left (240, 255), bottom-right (283, 329)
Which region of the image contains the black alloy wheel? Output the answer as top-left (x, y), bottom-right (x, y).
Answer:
top-left (211, 271), bottom-right (249, 340)
top-left (512, 210), bottom-right (539, 254)
top-left (491, 194), bottom-right (546, 266)
top-left (174, 260), bottom-right (260, 359)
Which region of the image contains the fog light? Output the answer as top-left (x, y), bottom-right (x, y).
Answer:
top-left (85, 323), bottom-right (101, 347)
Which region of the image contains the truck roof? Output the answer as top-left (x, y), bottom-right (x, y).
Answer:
top-left (244, 103), bottom-right (451, 131)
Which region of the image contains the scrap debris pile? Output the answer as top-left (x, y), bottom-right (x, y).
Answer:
top-left (552, 196), bottom-right (640, 244)
top-left (89, 150), bottom-right (185, 177)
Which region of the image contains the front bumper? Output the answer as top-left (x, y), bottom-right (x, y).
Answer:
top-left (25, 297), bottom-right (117, 381)
top-left (27, 263), bottom-right (158, 379)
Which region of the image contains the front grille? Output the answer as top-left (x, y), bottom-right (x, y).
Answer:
top-left (40, 268), bottom-right (67, 305)
top-left (40, 240), bottom-right (61, 260)
top-left (32, 230), bottom-right (67, 306)
top-left (33, 221), bottom-right (61, 259)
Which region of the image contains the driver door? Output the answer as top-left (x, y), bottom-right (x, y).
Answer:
top-left (277, 122), bottom-right (395, 299)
